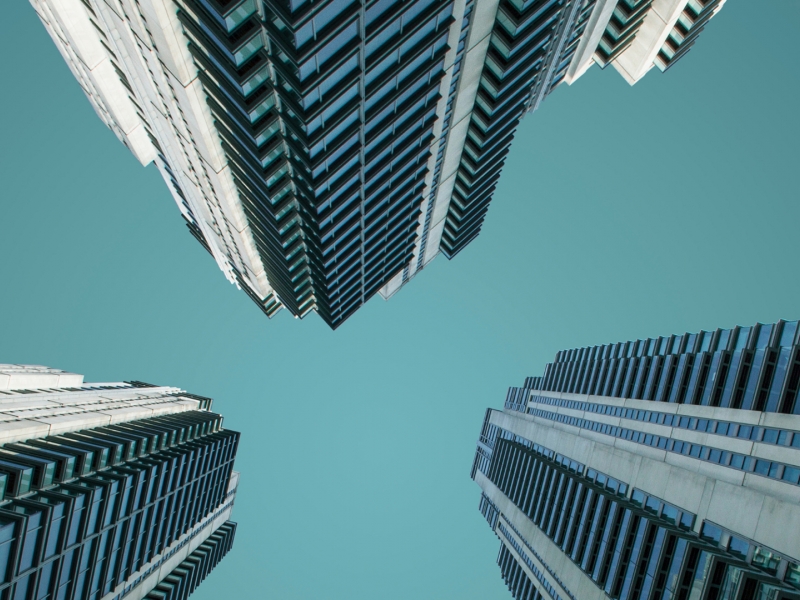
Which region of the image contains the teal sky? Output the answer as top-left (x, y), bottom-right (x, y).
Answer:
top-left (1, 2), bottom-right (799, 599)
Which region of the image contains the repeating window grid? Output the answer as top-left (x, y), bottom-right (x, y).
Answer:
top-left (602, 510), bottom-right (634, 596)
top-left (0, 421), bottom-right (237, 599)
top-left (634, 523), bottom-right (664, 599)
top-left (479, 493), bottom-right (500, 529)
top-left (141, 520), bottom-right (236, 600)
top-left (581, 496), bottom-right (611, 574)
top-left (667, 354), bottom-right (690, 404)
top-left (506, 446), bottom-right (524, 501)
top-left (537, 322), bottom-right (800, 414)
top-left (441, 0), bottom-right (575, 256)
top-left (638, 522), bottom-right (669, 598)
top-left (497, 544), bottom-right (542, 600)
top-left (172, 0), bottom-right (460, 319)
top-left (495, 442), bottom-right (513, 492)
top-left (504, 393), bottom-right (800, 483)
top-left (543, 472), bottom-right (567, 537)
top-left (532, 468), bottom-right (555, 532)
top-left (415, 0), bottom-right (475, 271)
top-left (552, 362), bottom-right (566, 392)
top-left (561, 484), bottom-right (587, 558)
top-left (616, 516), bottom-right (649, 599)
top-left (552, 478), bottom-right (577, 547)
top-left (570, 488), bottom-right (599, 564)
top-left (498, 522), bottom-right (565, 600)
top-left (502, 517), bottom-right (580, 600)
top-left (592, 503), bottom-right (625, 587)
top-left (531, 465), bottom-right (555, 527)
top-left (602, 360), bottom-right (618, 397)
top-left (592, 501), bottom-right (621, 580)
top-left (611, 359), bottom-right (628, 398)
top-left (544, 474), bottom-right (568, 538)
top-left (594, 361), bottom-right (609, 396)
top-left (480, 435), bottom-right (800, 598)
top-left (511, 454), bottom-right (532, 508)
top-left (577, 494), bottom-right (603, 569)
top-left (520, 460), bottom-right (541, 518)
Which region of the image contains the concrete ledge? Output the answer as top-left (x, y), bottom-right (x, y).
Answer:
top-left (487, 408), bottom-right (800, 560)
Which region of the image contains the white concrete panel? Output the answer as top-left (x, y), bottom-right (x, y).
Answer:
top-left (619, 418), bottom-right (669, 438)
top-left (436, 130), bottom-right (472, 212)
top-left (661, 466), bottom-right (708, 514)
top-left (694, 458), bottom-right (748, 488)
top-left (614, 436), bottom-right (667, 462)
top-left (433, 172), bottom-right (458, 224)
top-left (89, 60), bottom-right (142, 135)
top-left (125, 124), bottom-right (158, 165)
top-left (488, 406), bottom-right (800, 529)
top-left (670, 427), bottom-right (711, 448)
top-left (423, 219), bottom-right (446, 264)
top-left (401, 0), bottom-right (470, 284)
top-left (47, 0), bottom-right (108, 70)
top-left (704, 480), bottom-right (763, 540)
top-left (55, 372), bottom-right (84, 387)
top-left (29, 0), bottom-right (282, 313)
top-left (469, 0), bottom-right (501, 52)
top-left (146, 0), bottom-right (198, 86)
top-left (0, 370), bottom-right (204, 443)
top-left (0, 399), bottom-right (58, 412)
top-left (611, 0), bottom-right (687, 84)
top-left (760, 411), bottom-right (800, 430)
top-left (675, 403), bottom-right (761, 424)
top-left (422, 0), bottom-right (498, 261)
top-left (0, 420), bottom-right (52, 443)
top-left (5, 373), bottom-right (60, 390)
top-left (740, 473), bottom-right (800, 505)
top-left (378, 269), bottom-right (405, 300)
top-left (38, 412), bottom-right (114, 436)
top-left (564, 0), bottom-right (617, 84)
top-left (181, 78), bottom-right (229, 175)
top-left (451, 35), bottom-right (492, 129)
top-left (227, 470), bottom-right (240, 493)
top-left (0, 365), bottom-right (83, 391)
top-left (753, 495), bottom-right (800, 560)
top-left (751, 442), bottom-right (800, 465)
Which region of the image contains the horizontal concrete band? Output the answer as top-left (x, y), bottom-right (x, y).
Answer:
top-left (488, 408), bottom-right (800, 561)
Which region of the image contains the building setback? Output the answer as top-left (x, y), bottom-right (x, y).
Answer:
top-left (472, 320), bottom-right (800, 600)
top-left (28, 0), bottom-right (725, 327)
top-left (0, 365), bottom-right (239, 600)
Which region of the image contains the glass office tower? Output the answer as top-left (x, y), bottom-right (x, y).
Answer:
top-left (0, 365), bottom-right (239, 600)
top-left (472, 320), bottom-right (800, 600)
top-left (28, 0), bottom-right (724, 327)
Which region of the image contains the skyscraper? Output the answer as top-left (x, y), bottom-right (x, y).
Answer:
top-left (0, 365), bottom-right (239, 600)
top-left (472, 320), bottom-right (800, 600)
top-left (28, 0), bottom-right (725, 327)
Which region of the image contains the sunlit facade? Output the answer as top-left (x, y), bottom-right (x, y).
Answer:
top-left (29, 0), bottom-right (725, 327)
top-left (472, 320), bottom-right (800, 600)
top-left (0, 365), bottom-right (239, 600)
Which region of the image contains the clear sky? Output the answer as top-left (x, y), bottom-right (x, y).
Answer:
top-left (1, 2), bottom-right (799, 599)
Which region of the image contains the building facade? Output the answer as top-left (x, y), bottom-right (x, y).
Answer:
top-left (0, 365), bottom-right (239, 600)
top-left (472, 320), bottom-right (800, 600)
top-left (29, 0), bottom-right (725, 327)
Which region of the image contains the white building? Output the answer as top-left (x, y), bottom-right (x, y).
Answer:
top-left (0, 364), bottom-right (240, 600)
top-left (28, 0), bottom-right (725, 327)
top-left (473, 320), bottom-right (800, 600)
